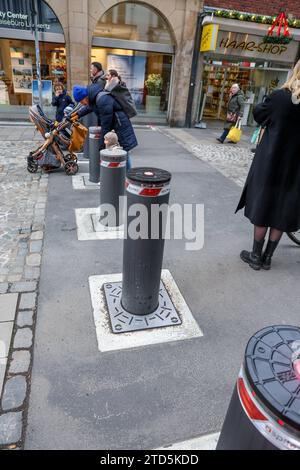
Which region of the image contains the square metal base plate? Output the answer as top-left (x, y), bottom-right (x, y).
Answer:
top-left (104, 281), bottom-right (182, 334)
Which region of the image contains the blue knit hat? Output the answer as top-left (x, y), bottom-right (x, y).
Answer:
top-left (73, 85), bottom-right (88, 103)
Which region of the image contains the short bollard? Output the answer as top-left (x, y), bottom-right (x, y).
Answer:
top-left (217, 325), bottom-right (300, 450)
top-left (121, 167), bottom-right (172, 316)
top-left (99, 148), bottom-right (127, 228)
top-left (82, 113), bottom-right (98, 159)
top-left (89, 126), bottom-right (101, 183)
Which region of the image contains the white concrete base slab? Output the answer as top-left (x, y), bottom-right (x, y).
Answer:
top-left (75, 207), bottom-right (124, 241)
top-left (0, 294), bottom-right (18, 322)
top-left (89, 269), bottom-right (203, 352)
top-left (157, 432), bottom-right (220, 450)
top-left (0, 359), bottom-right (7, 398)
top-left (72, 173), bottom-right (100, 190)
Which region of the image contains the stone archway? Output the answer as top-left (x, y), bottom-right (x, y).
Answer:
top-left (47, 0), bottom-right (203, 126)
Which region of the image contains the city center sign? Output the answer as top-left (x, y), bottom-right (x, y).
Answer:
top-left (0, 0), bottom-right (63, 34)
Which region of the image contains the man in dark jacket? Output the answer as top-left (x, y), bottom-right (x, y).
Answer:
top-left (90, 62), bottom-right (107, 87)
top-left (52, 82), bottom-right (74, 122)
top-left (73, 84), bottom-right (138, 153)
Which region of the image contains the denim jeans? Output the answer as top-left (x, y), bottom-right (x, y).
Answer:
top-left (126, 153), bottom-right (132, 171)
top-left (219, 129), bottom-right (230, 142)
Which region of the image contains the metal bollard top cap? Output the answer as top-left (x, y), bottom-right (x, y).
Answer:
top-left (89, 126), bottom-right (101, 134)
top-left (127, 167), bottom-right (171, 186)
top-left (244, 325), bottom-right (300, 431)
top-left (100, 149), bottom-right (127, 162)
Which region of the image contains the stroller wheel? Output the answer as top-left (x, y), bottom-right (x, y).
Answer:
top-left (27, 156), bottom-right (38, 173)
top-left (65, 161), bottom-right (79, 176)
top-left (65, 153), bottom-right (78, 163)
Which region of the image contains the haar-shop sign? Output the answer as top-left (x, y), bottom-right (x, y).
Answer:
top-left (0, 0), bottom-right (63, 34)
top-left (215, 31), bottom-right (298, 62)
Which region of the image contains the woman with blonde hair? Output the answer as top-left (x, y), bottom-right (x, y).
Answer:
top-left (236, 60), bottom-right (300, 270)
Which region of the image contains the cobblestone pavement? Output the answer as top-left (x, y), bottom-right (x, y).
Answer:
top-left (160, 128), bottom-right (253, 188)
top-left (0, 127), bottom-right (46, 450)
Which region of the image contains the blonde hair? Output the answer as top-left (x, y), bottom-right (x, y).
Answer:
top-left (282, 60), bottom-right (300, 104)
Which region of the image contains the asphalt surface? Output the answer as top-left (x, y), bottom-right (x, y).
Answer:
top-left (25, 128), bottom-right (300, 450)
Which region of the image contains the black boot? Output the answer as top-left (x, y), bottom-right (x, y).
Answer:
top-left (240, 239), bottom-right (265, 271)
top-left (261, 240), bottom-right (279, 270)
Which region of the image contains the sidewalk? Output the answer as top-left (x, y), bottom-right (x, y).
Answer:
top-left (0, 124), bottom-right (299, 450)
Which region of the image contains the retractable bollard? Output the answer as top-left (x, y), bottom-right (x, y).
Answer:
top-left (89, 126), bottom-right (101, 183)
top-left (99, 149), bottom-right (127, 228)
top-left (217, 325), bottom-right (300, 450)
top-left (82, 113), bottom-right (98, 159)
top-left (121, 168), bottom-right (172, 316)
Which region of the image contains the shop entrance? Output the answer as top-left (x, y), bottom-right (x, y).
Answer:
top-left (200, 59), bottom-right (289, 126)
top-left (92, 2), bottom-right (175, 122)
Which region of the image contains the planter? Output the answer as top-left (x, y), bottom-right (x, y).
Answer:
top-left (146, 95), bottom-right (161, 114)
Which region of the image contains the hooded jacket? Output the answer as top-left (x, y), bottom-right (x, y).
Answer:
top-left (78, 83), bottom-right (138, 152)
top-left (52, 90), bottom-right (73, 122)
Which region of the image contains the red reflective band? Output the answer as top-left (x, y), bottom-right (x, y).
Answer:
top-left (139, 187), bottom-right (163, 197)
top-left (278, 419), bottom-right (285, 427)
top-left (108, 162), bottom-right (121, 168)
top-left (238, 378), bottom-right (267, 422)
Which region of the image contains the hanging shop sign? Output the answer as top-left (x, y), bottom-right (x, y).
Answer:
top-left (215, 31), bottom-right (298, 63)
top-left (200, 24), bottom-right (219, 52)
top-left (0, 0), bottom-right (63, 34)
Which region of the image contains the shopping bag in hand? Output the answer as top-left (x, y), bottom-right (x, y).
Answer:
top-left (227, 119), bottom-right (242, 143)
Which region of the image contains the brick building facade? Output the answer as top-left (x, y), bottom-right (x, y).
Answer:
top-left (205, 1), bottom-right (300, 17)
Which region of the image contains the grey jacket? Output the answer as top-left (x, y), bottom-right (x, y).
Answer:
top-left (91, 70), bottom-right (106, 88)
top-left (227, 90), bottom-right (245, 116)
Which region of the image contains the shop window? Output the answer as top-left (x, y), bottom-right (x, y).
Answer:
top-left (94, 2), bottom-right (174, 45)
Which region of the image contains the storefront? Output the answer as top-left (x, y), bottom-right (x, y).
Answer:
top-left (0, 0), bottom-right (66, 118)
top-left (91, 2), bottom-right (175, 122)
top-left (198, 15), bottom-right (300, 125)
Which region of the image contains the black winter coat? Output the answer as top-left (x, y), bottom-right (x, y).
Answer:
top-left (236, 88), bottom-right (300, 232)
top-left (78, 84), bottom-right (138, 152)
top-left (52, 91), bottom-right (73, 122)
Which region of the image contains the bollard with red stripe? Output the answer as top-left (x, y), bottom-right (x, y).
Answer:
top-left (99, 148), bottom-right (127, 227)
top-left (121, 167), bottom-right (172, 316)
top-left (89, 126), bottom-right (101, 183)
top-left (217, 325), bottom-right (300, 450)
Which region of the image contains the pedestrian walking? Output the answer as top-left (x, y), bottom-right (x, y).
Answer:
top-left (236, 60), bottom-right (300, 271)
top-left (217, 84), bottom-right (245, 144)
top-left (72, 83), bottom-right (138, 155)
top-left (52, 82), bottom-right (74, 122)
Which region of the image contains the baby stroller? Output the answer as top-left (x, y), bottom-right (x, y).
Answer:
top-left (27, 103), bottom-right (88, 175)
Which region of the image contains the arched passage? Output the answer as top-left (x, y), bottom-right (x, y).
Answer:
top-left (91, 1), bottom-right (176, 120)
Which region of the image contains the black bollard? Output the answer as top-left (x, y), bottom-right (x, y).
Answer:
top-left (99, 148), bottom-right (127, 228)
top-left (121, 167), bottom-right (172, 316)
top-left (217, 325), bottom-right (300, 450)
top-left (88, 126), bottom-right (101, 183)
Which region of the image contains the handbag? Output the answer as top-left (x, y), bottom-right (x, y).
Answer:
top-left (226, 111), bottom-right (238, 123)
top-left (227, 119), bottom-right (242, 143)
top-left (68, 122), bottom-right (88, 153)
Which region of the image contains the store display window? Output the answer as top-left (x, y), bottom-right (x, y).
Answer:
top-left (0, 38), bottom-right (67, 109)
top-left (91, 47), bottom-right (172, 117)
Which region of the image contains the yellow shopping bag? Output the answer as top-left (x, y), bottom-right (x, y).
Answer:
top-left (227, 120), bottom-right (242, 143)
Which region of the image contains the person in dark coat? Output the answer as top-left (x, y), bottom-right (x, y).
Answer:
top-left (105, 69), bottom-right (137, 119)
top-left (217, 84), bottom-right (245, 144)
top-left (90, 62), bottom-right (107, 87)
top-left (236, 60), bottom-right (300, 270)
top-left (72, 84), bottom-right (138, 153)
top-left (51, 82), bottom-right (74, 122)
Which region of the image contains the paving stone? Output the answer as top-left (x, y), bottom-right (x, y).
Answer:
top-left (29, 241), bottom-right (43, 253)
top-left (24, 267), bottom-right (40, 280)
top-left (2, 376), bottom-right (27, 411)
top-left (26, 254), bottom-right (41, 267)
top-left (19, 293), bottom-right (36, 310)
top-left (7, 275), bottom-right (22, 283)
top-left (0, 412), bottom-right (23, 445)
top-left (13, 329), bottom-right (33, 349)
top-left (9, 351), bottom-right (31, 375)
top-left (0, 294), bottom-right (18, 322)
top-left (0, 360), bottom-right (7, 397)
top-left (0, 284), bottom-right (9, 294)
top-left (30, 231), bottom-right (43, 241)
top-left (17, 311), bottom-right (34, 328)
top-left (10, 282), bottom-right (37, 293)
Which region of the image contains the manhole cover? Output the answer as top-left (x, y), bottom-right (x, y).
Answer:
top-left (104, 281), bottom-right (182, 334)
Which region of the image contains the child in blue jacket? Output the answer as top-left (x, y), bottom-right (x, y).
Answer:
top-left (52, 82), bottom-right (74, 122)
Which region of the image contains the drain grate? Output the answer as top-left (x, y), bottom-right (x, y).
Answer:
top-left (104, 281), bottom-right (182, 334)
